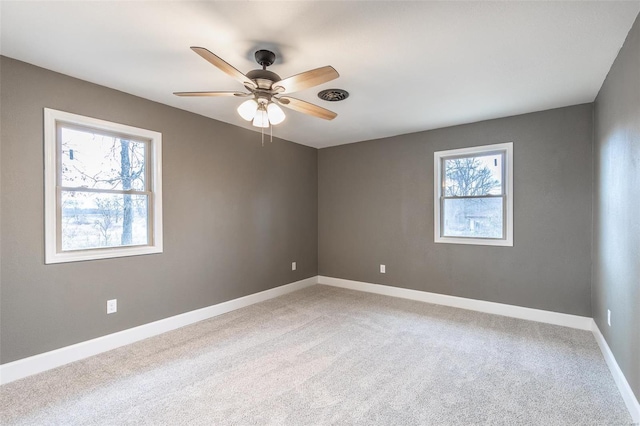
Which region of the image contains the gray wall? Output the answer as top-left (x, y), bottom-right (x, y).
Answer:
top-left (0, 57), bottom-right (318, 364)
top-left (593, 14), bottom-right (640, 401)
top-left (319, 104), bottom-right (593, 316)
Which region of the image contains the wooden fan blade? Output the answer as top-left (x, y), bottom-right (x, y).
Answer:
top-left (191, 47), bottom-right (257, 89)
top-left (173, 91), bottom-right (250, 97)
top-left (277, 97), bottom-right (337, 120)
top-left (273, 66), bottom-right (339, 94)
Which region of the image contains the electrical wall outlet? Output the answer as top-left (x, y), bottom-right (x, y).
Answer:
top-left (292, 262), bottom-right (297, 271)
top-left (607, 309), bottom-right (611, 326)
top-left (107, 299), bottom-right (117, 314)
top-left (380, 264), bottom-right (386, 274)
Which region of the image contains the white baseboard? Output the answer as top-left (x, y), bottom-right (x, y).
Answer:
top-left (0, 276), bottom-right (317, 385)
top-left (318, 276), bottom-right (593, 330)
top-left (591, 320), bottom-right (640, 423)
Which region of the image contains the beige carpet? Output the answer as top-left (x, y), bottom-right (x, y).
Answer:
top-left (0, 285), bottom-right (632, 425)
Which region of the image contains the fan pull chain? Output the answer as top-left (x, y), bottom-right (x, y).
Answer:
top-left (270, 122), bottom-right (273, 143)
top-left (261, 124), bottom-right (264, 147)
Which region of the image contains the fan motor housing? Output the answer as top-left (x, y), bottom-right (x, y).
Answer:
top-left (246, 69), bottom-right (281, 90)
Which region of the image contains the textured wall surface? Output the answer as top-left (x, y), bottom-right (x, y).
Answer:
top-left (593, 14), bottom-right (640, 401)
top-left (0, 57), bottom-right (318, 363)
top-left (319, 104), bottom-right (593, 316)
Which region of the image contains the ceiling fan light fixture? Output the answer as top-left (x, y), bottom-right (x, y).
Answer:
top-left (267, 102), bottom-right (285, 125)
top-left (237, 99), bottom-right (258, 121)
top-left (252, 106), bottom-right (269, 128)
top-left (176, 47), bottom-right (339, 138)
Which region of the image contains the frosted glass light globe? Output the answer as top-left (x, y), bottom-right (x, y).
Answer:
top-left (237, 99), bottom-right (258, 121)
top-left (267, 103), bottom-right (285, 125)
top-left (252, 108), bottom-right (269, 128)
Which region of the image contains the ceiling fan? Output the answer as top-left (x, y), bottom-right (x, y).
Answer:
top-left (174, 47), bottom-right (340, 129)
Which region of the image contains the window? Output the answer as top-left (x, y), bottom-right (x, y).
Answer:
top-left (434, 142), bottom-right (513, 246)
top-left (44, 108), bottom-right (163, 263)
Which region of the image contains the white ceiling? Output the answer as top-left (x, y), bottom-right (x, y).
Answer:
top-left (1, 1), bottom-right (638, 148)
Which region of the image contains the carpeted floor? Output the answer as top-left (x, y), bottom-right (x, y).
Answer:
top-left (0, 285), bottom-right (632, 425)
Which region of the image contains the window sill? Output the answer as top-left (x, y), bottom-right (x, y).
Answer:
top-left (45, 245), bottom-right (163, 264)
top-left (435, 236), bottom-right (513, 247)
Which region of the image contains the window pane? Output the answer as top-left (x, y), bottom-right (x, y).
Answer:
top-left (60, 127), bottom-right (146, 191)
top-left (61, 191), bottom-right (149, 251)
top-left (444, 153), bottom-right (502, 196)
top-left (443, 197), bottom-right (503, 239)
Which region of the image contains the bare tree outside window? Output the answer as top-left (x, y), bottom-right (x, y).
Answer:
top-left (444, 157), bottom-right (501, 197)
top-left (60, 127), bottom-right (148, 251)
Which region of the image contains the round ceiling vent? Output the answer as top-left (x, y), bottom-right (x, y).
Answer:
top-left (318, 89), bottom-right (349, 102)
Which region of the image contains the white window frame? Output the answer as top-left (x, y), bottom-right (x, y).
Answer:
top-left (434, 142), bottom-right (513, 246)
top-left (44, 108), bottom-right (163, 263)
